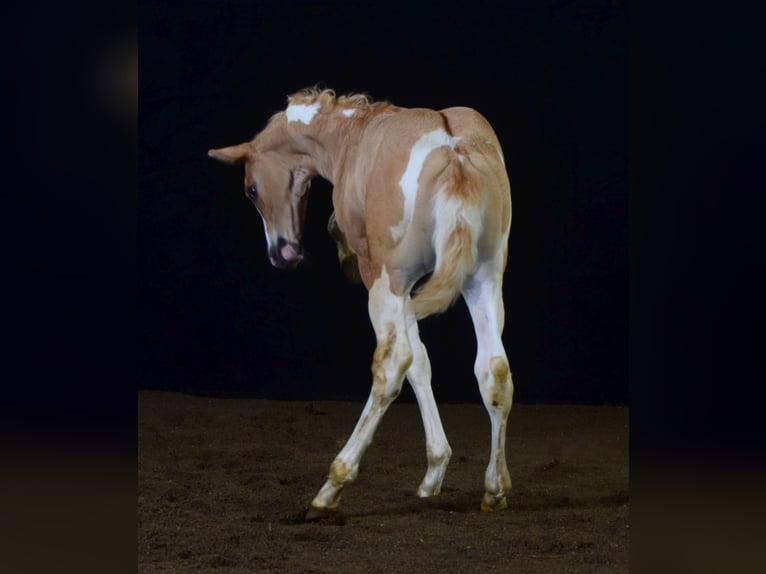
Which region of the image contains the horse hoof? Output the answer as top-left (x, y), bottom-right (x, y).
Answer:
top-left (480, 493), bottom-right (508, 512)
top-left (304, 506), bottom-right (346, 525)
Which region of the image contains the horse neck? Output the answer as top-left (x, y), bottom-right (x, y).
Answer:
top-left (285, 109), bottom-right (367, 184)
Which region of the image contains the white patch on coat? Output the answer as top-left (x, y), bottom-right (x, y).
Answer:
top-left (368, 266), bottom-right (403, 338)
top-left (286, 102), bottom-right (320, 124)
top-left (391, 129), bottom-right (461, 241)
top-left (342, 108), bottom-right (356, 117)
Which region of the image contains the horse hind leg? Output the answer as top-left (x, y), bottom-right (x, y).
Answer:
top-left (462, 267), bottom-right (514, 512)
top-left (479, 354), bottom-right (513, 512)
top-left (404, 310), bottom-right (452, 497)
top-left (308, 266), bottom-right (412, 516)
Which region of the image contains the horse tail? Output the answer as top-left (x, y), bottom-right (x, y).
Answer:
top-left (411, 175), bottom-right (481, 320)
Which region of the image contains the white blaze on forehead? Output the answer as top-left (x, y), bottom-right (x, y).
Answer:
top-left (391, 129), bottom-right (460, 241)
top-left (286, 102), bottom-right (320, 124)
top-left (342, 108), bottom-right (356, 117)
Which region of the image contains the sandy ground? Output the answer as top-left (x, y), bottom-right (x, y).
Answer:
top-left (138, 391), bottom-right (628, 573)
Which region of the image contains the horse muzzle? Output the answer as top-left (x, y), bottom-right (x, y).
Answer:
top-left (269, 237), bottom-right (303, 269)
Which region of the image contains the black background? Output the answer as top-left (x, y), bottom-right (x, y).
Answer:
top-left (139, 0), bottom-right (628, 404)
top-left (3, 2), bottom-right (765, 570)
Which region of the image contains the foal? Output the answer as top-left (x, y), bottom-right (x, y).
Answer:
top-left (209, 88), bottom-right (513, 516)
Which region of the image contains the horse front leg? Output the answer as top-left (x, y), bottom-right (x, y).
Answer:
top-left (308, 265), bottom-right (411, 517)
top-left (327, 211), bottom-right (361, 283)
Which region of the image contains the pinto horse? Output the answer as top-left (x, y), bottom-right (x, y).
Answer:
top-left (209, 88), bottom-right (513, 517)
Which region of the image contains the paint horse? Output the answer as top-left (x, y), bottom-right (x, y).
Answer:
top-left (209, 88), bottom-right (513, 517)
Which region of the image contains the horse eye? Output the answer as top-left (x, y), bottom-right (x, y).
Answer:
top-left (247, 185), bottom-right (258, 199)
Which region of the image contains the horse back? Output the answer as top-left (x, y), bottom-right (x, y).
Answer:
top-left (334, 106), bottom-right (509, 289)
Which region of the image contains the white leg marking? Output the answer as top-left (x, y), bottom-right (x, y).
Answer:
top-left (391, 129), bottom-right (461, 241)
top-left (462, 264), bottom-right (513, 511)
top-left (311, 267), bottom-right (413, 511)
top-left (404, 309), bottom-right (452, 497)
top-left (286, 102), bottom-right (320, 124)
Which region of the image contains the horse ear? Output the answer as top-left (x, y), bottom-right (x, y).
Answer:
top-left (208, 143), bottom-right (252, 164)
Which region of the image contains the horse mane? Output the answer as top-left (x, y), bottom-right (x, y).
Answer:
top-left (286, 86), bottom-right (391, 112)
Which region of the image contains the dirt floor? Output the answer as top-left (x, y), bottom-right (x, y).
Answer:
top-left (138, 391), bottom-right (629, 573)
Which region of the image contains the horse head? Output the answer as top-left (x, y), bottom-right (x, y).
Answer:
top-left (208, 141), bottom-right (314, 269)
